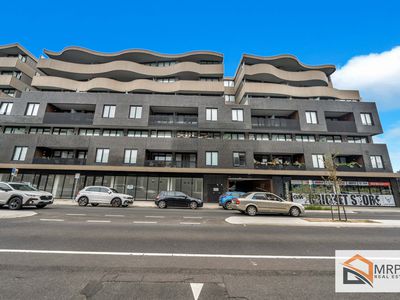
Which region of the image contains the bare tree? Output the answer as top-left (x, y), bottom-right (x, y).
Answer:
top-left (323, 153), bottom-right (347, 221)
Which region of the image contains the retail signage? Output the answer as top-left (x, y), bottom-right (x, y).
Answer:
top-left (292, 193), bottom-right (396, 206)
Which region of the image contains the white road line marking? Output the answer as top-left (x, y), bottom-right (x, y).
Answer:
top-left (133, 221), bottom-right (157, 224)
top-left (180, 222), bottom-right (201, 225)
top-left (183, 216), bottom-right (203, 219)
top-left (87, 220), bottom-right (111, 223)
top-left (0, 249), bottom-right (336, 259)
top-left (104, 215), bottom-right (124, 217)
top-left (40, 219), bottom-right (64, 222)
top-left (190, 283), bottom-right (204, 300)
top-left (66, 214), bottom-right (86, 216)
top-left (145, 216), bottom-right (165, 218)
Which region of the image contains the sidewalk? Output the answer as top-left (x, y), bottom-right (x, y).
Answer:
top-left (54, 199), bottom-right (220, 209)
top-left (225, 216), bottom-right (400, 228)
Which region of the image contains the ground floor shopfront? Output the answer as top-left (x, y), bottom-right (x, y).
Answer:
top-left (0, 167), bottom-right (399, 207)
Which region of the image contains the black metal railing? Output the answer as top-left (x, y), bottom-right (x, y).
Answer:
top-left (325, 120), bottom-right (357, 132)
top-left (148, 115), bottom-right (198, 126)
top-left (251, 118), bottom-right (300, 130)
top-left (43, 112), bottom-right (94, 125)
top-left (336, 165), bottom-right (365, 172)
top-left (144, 160), bottom-right (197, 168)
top-left (33, 157), bottom-right (87, 165)
top-left (254, 163), bottom-right (306, 170)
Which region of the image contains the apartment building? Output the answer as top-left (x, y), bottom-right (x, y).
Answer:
top-left (0, 45), bottom-right (399, 206)
top-left (0, 43), bottom-right (39, 98)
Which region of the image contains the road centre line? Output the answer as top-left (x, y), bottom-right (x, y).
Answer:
top-left (87, 220), bottom-right (111, 223)
top-left (0, 249), bottom-right (336, 259)
top-left (104, 214), bottom-right (125, 217)
top-left (183, 216), bottom-right (203, 219)
top-left (145, 216), bottom-right (165, 218)
top-left (133, 221), bottom-right (157, 224)
top-left (180, 222), bottom-right (201, 225)
top-left (66, 214), bottom-right (86, 216)
top-left (40, 219), bottom-right (64, 222)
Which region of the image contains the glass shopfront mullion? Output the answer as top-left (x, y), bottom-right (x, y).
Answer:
top-left (114, 176), bottom-right (127, 193)
top-left (38, 175), bottom-right (48, 191)
top-left (94, 176), bottom-right (103, 186)
top-left (125, 176), bottom-right (137, 197)
top-left (45, 174), bottom-right (55, 193)
top-left (135, 177), bottom-right (148, 200)
top-left (147, 177), bottom-right (159, 200)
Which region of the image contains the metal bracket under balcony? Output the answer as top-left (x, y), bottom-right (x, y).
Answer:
top-left (43, 112), bottom-right (94, 125)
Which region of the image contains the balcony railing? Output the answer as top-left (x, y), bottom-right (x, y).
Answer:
top-left (144, 160), bottom-right (197, 168)
top-left (252, 118), bottom-right (300, 130)
top-left (43, 112), bottom-right (94, 125)
top-left (33, 157), bottom-right (87, 165)
top-left (254, 162), bottom-right (306, 170)
top-left (336, 165), bottom-right (365, 172)
top-left (148, 115), bottom-right (198, 126)
top-left (325, 120), bottom-right (357, 132)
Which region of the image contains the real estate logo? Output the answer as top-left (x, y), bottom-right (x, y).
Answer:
top-left (336, 250), bottom-right (400, 293)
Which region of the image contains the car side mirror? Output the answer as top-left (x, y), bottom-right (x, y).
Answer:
top-left (108, 191), bottom-right (112, 194)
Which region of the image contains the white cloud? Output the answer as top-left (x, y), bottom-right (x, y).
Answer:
top-left (332, 46), bottom-right (400, 110)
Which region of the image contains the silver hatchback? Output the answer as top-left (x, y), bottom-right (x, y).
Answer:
top-left (230, 192), bottom-right (305, 217)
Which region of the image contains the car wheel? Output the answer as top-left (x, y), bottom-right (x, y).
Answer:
top-left (246, 205), bottom-right (257, 216)
top-left (78, 197), bottom-right (89, 206)
top-left (111, 198), bottom-right (122, 207)
top-left (91, 203), bottom-right (99, 207)
top-left (289, 206), bottom-right (301, 217)
top-left (36, 204), bottom-right (47, 209)
top-left (189, 201), bottom-right (198, 209)
top-left (8, 197), bottom-right (22, 210)
top-left (158, 200), bottom-right (167, 209)
top-left (224, 201), bottom-right (232, 210)
top-left (222, 205), bottom-right (228, 210)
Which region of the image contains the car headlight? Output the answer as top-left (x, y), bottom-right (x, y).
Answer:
top-left (24, 193), bottom-right (38, 197)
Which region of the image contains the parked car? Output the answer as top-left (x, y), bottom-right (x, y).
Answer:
top-left (219, 191), bottom-right (245, 209)
top-left (75, 186), bottom-right (134, 207)
top-left (0, 182), bottom-right (53, 210)
top-left (230, 192), bottom-right (305, 217)
top-left (155, 191), bottom-right (203, 209)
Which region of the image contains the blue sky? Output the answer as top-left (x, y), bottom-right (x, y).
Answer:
top-left (1, 0), bottom-right (400, 170)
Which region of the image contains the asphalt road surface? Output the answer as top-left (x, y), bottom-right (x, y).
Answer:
top-left (1, 205), bottom-right (400, 300)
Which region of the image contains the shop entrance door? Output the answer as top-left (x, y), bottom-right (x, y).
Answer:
top-left (207, 183), bottom-right (223, 203)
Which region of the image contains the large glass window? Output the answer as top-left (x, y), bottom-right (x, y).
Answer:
top-left (0, 102), bottom-right (13, 115)
top-left (233, 152), bottom-right (246, 167)
top-left (232, 109), bottom-right (244, 122)
top-left (360, 113), bottom-right (373, 125)
top-left (102, 105), bottom-right (116, 118)
top-left (12, 146), bottom-right (28, 161)
top-left (305, 111), bottom-right (318, 124)
top-left (206, 108), bottom-right (218, 121)
top-left (135, 177), bottom-right (148, 200)
top-left (124, 149), bottom-right (137, 164)
top-left (312, 154), bottom-right (325, 168)
top-left (129, 106), bottom-right (142, 119)
top-left (206, 151), bottom-right (218, 166)
top-left (96, 149), bottom-right (109, 163)
top-left (25, 103), bottom-right (40, 116)
top-left (147, 177), bottom-right (158, 200)
top-left (370, 155), bottom-right (384, 169)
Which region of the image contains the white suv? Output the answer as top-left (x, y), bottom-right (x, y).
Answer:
top-left (0, 182), bottom-right (54, 210)
top-left (75, 186), bottom-right (134, 207)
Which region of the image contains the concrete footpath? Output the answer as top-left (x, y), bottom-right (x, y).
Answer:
top-left (226, 216), bottom-right (400, 228)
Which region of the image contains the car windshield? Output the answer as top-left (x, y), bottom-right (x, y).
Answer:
top-left (8, 184), bottom-right (37, 191)
top-left (110, 188), bottom-right (119, 193)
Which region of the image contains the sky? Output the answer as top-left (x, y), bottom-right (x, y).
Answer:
top-left (1, 0), bottom-right (400, 171)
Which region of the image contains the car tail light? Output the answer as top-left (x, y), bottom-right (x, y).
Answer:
top-left (156, 195), bottom-right (160, 200)
top-left (232, 198), bottom-right (240, 204)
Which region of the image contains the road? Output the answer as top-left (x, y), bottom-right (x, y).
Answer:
top-left (1, 205), bottom-right (400, 299)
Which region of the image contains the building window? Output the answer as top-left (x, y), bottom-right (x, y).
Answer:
top-left (124, 149), bottom-right (137, 164)
top-left (102, 129), bottom-right (124, 137)
top-left (206, 108), bottom-right (218, 121)
top-left (224, 95), bottom-right (235, 103)
top-left (206, 151), bottom-right (218, 166)
top-left (361, 113), bottom-right (373, 125)
top-left (232, 109), bottom-right (244, 122)
top-left (156, 77), bottom-right (176, 83)
top-left (249, 133), bottom-right (269, 141)
top-left (29, 127), bottom-right (51, 135)
top-left (25, 103), bottom-right (40, 116)
top-left (129, 106), bottom-right (142, 119)
top-left (12, 146), bottom-right (28, 161)
top-left (199, 132), bottom-right (221, 139)
top-left (150, 130), bottom-right (172, 138)
top-left (223, 80), bottom-right (234, 87)
top-left (319, 135), bottom-right (342, 143)
top-left (0, 102), bottom-right (13, 115)
top-left (271, 134), bottom-right (292, 141)
top-left (96, 148), bottom-right (109, 163)
top-left (78, 128), bottom-right (101, 136)
top-left (295, 135), bottom-right (316, 142)
top-left (223, 133), bottom-right (245, 140)
top-left (305, 111), bottom-right (318, 124)
top-left (127, 130), bottom-right (148, 137)
top-left (53, 128), bottom-right (74, 135)
top-left (370, 155), bottom-right (383, 169)
top-left (102, 105), bottom-right (116, 118)
top-left (347, 136), bottom-right (367, 144)
top-left (4, 127), bottom-right (25, 134)
top-left (312, 154), bottom-right (325, 168)
top-left (233, 152), bottom-right (246, 167)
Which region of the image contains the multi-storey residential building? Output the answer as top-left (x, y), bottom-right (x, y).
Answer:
top-left (0, 43), bottom-right (39, 98)
top-left (0, 45), bottom-right (399, 206)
